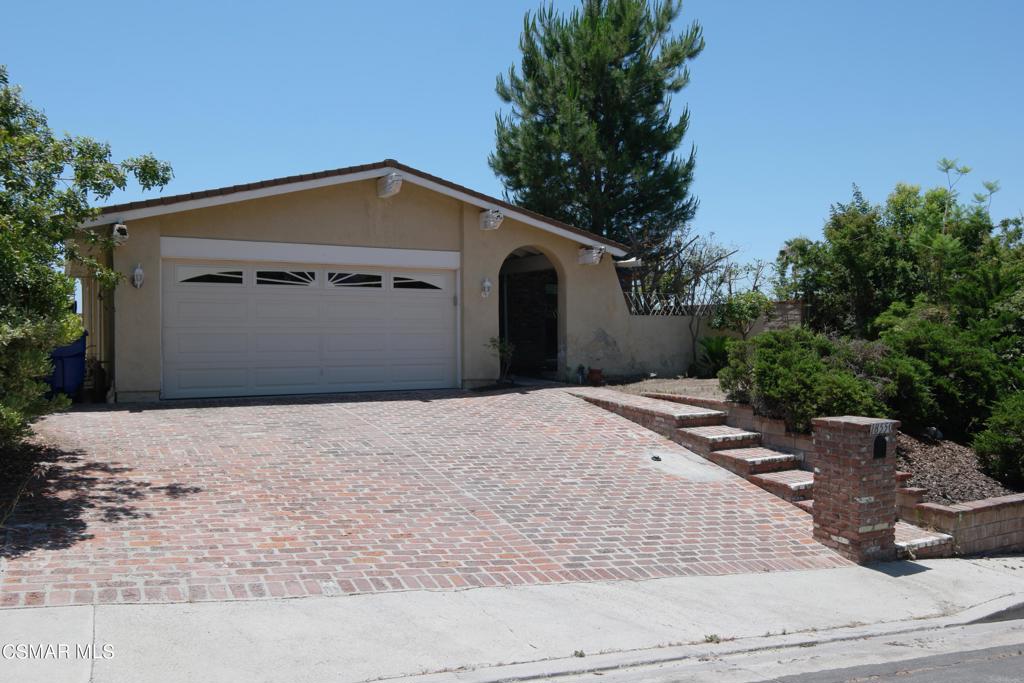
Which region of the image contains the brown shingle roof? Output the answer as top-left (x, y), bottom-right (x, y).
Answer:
top-left (97, 159), bottom-right (628, 253)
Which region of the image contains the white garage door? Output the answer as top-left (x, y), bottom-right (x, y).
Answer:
top-left (161, 261), bottom-right (457, 399)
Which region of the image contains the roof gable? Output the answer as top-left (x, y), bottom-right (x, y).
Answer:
top-left (87, 159), bottom-right (628, 256)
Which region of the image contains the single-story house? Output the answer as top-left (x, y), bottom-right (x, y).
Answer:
top-left (76, 160), bottom-right (695, 401)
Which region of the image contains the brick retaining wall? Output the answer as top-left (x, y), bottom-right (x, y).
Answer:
top-left (906, 493), bottom-right (1024, 555)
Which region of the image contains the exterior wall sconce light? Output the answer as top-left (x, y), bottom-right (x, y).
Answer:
top-left (479, 209), bottom-right (504, 230)
top-left (131, 263), bottom-right (145, 289)
top-left (578, 245), bottom-right (606, 265)
top-left (481, 277), bottom-right (493, 298)
top-left (377, 172), bottom-right (403, 198)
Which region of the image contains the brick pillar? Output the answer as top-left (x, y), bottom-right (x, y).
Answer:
top-left (811, 416), bottom-right (899, 563)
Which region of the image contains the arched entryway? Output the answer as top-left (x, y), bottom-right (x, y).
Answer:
top-left (499, 247), bottom-right (563, 379)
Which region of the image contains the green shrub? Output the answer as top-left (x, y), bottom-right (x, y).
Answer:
top-left (718, 337), bottom-right (754, 403)
top-left (0, 312), bottom-right (78, 445)
top-left (825, 336), bottom-right (940, 433)
top-left (973, 391), bottom-right (1024, 488)
top-left (862, 350), bottom-right (939, 432)
top-left (879, 309), bottom-right (1022, 437)
top-left (721, 312), bottom-right (1022, 438)
top-left (719, 328), bottom-right (886, 433)
top-left (696, 336), bottom-right (730, 379)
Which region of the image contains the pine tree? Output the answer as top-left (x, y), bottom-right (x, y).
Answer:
top-left (490, 0), bottom-right (704, 272)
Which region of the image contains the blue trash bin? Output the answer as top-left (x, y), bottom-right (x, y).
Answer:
top-left (48, 332), bottom-right (87, 399)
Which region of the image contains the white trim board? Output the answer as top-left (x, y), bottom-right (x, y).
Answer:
top-left (160, 237), bottom-right (461, 269)
top-left (88, 165), bottom-right (627, 257)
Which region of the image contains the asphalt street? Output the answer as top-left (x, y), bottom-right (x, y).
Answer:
top-left (548, 618), bottom-right (1024, 683)
top-left (770, 643), bottom-right (1024, 682)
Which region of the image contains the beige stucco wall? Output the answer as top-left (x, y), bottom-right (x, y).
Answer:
top-left (459, 205), bottom-right (693, 384)
top-left (105, 177), bottom-right (692, 399)
top-left (111, 220), bottom-right (162, 400)
top-left (156, 180), bottom-right (462, 250)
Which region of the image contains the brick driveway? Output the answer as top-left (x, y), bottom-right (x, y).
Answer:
top-left (1, 388), bottom-right (846, 608)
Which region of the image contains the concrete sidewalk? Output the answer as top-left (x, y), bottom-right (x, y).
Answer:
top-left (2, 556), bottom-right (1022, 683)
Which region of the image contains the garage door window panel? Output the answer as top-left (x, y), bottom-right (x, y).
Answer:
top-left (256, 270), bottom-right (316, 286)
top-left (328, 272), bottom-right (383, 289)
top-left (392, 274), bottom-right (444, 291)
top-left (176, 266), bottom-right (244, 285)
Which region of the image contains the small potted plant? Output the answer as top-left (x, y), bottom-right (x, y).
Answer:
top-left (486, 337), bottom-right (516, 384)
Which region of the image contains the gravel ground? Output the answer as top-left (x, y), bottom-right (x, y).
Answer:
top-left (610, 377), bottom-right (726, 400)
top-left (897, 433), bottom-right (1019, 505)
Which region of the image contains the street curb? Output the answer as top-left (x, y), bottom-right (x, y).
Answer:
top-left (387, 593), bottom-right (1024, 683)
top-left (966, 598), bottom-right (1024, 624)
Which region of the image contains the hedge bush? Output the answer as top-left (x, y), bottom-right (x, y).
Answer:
top-left (973, 391), bottom-right (1024, 488)
top-left (879, 309), bottom-right (1022, 437)
top-left (832, 337), bottom-right (939, 433)
top-left (721, 312), bottom-right (1023, 440)
top-left (719, 328), bottom-right (886, 433)
top-left (0, 312), bottom-right (77, 445)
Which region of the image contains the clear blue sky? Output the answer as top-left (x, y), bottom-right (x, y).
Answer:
top-left (7, 0), bottom-right (1023, 262)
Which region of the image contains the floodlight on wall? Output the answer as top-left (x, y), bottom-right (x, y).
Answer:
top-left (481, 277), bottom-right (493, 298)
top-left (578, 245), bottom-right (606, 265)
top-left (479, 209), bottom-right (504, 230)
top-left (131, 263), bottom-right (145, 289)
top-left (111, 222), bottom-right (129, 245)
top-left (377, 172), bottom-right (403, 198)
top-left (614, 257), bottom-right (642, 269)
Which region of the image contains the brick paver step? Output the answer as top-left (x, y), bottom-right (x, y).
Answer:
top-left (573, 389), bottom-right (726, 435)
top-left (898, 486), bottom-right (928, 495)
top-left (672, 425), bottom-right (761, 454)
top-left (895, 521), bottom-right (954, 559)
top-left (749, 469), bottom-right (815, 502)
top-left (896, 471), bottom-right (913, 484)
top-left (794, 499), bottom-right (814, 513)
top-left (897, 486), bottom-right (929, 510)
top-left (708, 446), bottom-right (803, 476)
